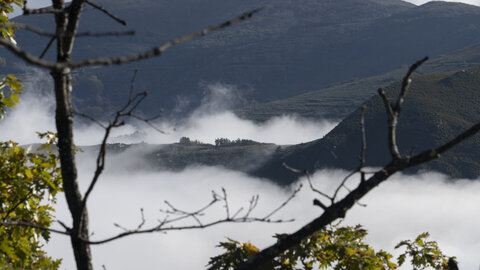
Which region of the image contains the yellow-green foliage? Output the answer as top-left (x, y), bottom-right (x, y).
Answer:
top-left (0, 139), bottom-right (62, 269)
top-left (208, 225), bottom-right (454, 270)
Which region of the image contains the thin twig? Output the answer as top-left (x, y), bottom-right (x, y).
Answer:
top-left (0, 8), bottom-right (263, 69)
top-left (0, 221), bottom-right (70, 236)
top-left (40, 37), bottom-right (56, 59)
top-left (73, 109), bottom-right (107, 128)
top-left (75, 30), bottom-right (135, 37)
top-left (85, 0), bottom-right (127, 26)
top-left (129, 68), bottom-right (139, 101)
top-left (305, 171), bottom-right (332, 201)
top-left (263, 183), bottom-right (303, 220)
top-left (237, 57), bottom-right (479, 269)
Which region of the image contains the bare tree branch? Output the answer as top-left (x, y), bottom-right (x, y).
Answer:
top-left (82, 185), bottom-right (297, 245)
top-left (85, 0), bottom-right (127, 26)
top-left (332, 105), bottom-right (368, 201)
top-left (237, 58), bottom-right (480, 269)
top-left (39, 36), bottom-right (56, 59)
top-left (0, 8), bottom-right (262, 70)
top-left (379, 56), bottom-right (429, 160)
top-left (262, 183), bottom-right (303, 220)
top-left (0, 221), bottom-right (70, 236)
top-left (73, 109), bottom-right (107, 128)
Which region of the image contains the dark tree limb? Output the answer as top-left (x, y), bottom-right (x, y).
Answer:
top-left (39, 36), bottom-right (56, 59)
top-left (85, 0), bottom-right (127, 26)
top-left (332, 105), bottom-right (368, 201)
top-left (379, 56), bottom-right (429, 160)
top-left (0, 220), bottom-right (70, 236)
top-left (0, 8), bottom-right (262, 69)
top-left (237, 58), bottom-right (479, 269)
top-left (237, 121), bottom-right (480, 269)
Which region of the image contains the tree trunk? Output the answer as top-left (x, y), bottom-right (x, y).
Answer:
top-left (51, 1), bottom-right (93, 269)
top-left (52, 68), bottom-right (93, 270)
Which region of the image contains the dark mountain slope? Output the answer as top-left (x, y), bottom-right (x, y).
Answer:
top-left (5, 1), bottom-right (480, 118)
top-left (237, 41), bottom-right (480, 121)
top-left (253, 67), bottom-right (480, 184)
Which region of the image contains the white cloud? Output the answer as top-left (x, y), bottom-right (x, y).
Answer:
top-left (3, 70), bottom-right (479, 269)
top-left (43, 163), bottom-right (480, 269)
top-left (0, 75), bottom-right (337, 146)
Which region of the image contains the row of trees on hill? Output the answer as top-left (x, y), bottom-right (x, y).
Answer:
top-left (0, 0), bottom-right (478, 269)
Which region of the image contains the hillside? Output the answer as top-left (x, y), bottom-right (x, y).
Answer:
top-left (78, 140), bottom-right (277, 173)
top-left (67, 67), bottom-right (480, 185)
top-left (237, 42), bottom-right (480, 121)
top-left (4, 0), bottom-right (480, 118)
top-left (253, 66), bottom-right (480, 184)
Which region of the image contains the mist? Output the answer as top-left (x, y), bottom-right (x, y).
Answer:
top-left (0, 71), bottom-right (336, 146)
top-left (2, 70), bottom-right (479, 269)
top-left (44, 161), bottom-right (480, 269)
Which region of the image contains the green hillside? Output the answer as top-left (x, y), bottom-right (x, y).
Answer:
top-left (253, 67), bottom-right (480, 184)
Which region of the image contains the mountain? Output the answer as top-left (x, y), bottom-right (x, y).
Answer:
top-left (68, 66), bottom-right (480, 185)
top-left (4, 0), bottom-right (480, 118)
top-left (253, 66), bottom-right (480, 184)
top-left (78, 140), bottom-right (277, 173)
top-left (236, 42), bottom-right (480, 121)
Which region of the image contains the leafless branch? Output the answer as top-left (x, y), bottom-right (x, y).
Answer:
top-left (4, 23), bottom-right (54, 37)
top-left (73, 109), bottom-right (107, 128)
top-left (263, 183), bottom-right (303, 220)
top-left (379, 56), bottom-right (429, 160)
top-left (0, 8), bottom-right (262, 70)
top-left (128, 68), bottom-right (138, 101)
top-left (237, 57), bottom-right (480, 269)
top-left (2, 23), bottom-right (134, 39)
top-left (85, 0), bottom-right (127, 26)
top-left (395, 57), bottom-right (429, 111)
top-left (128, 114), bottom-right (166, 134)
top-left (332, 105), bottom-right (368, 201)
top-left (359, 105), bottom-right (367, 168)
top-left (305, 171), bottom-right (332, 201)
top-left (78, 70), bottom-right (164, 219)
top-left (283, 162), bottom-right (331, 201)
top-left (40, 37), bottom-right (56, 59)
top-left (0, 220), bottom-right (70, 236)
top-left (81, 186), bottom-right (296, 245)
top-left (75, 30), bottom-right (136, 37)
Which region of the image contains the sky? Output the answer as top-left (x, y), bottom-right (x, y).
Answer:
top-left (0, 69), bottom-right (479, 269)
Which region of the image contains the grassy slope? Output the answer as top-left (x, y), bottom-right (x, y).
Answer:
top-left (253, 67), bottom-right (480, 184)
top-left (8, 0), bottom-right (480, 118)
top-left (237, 42), bottom-right (480, 121)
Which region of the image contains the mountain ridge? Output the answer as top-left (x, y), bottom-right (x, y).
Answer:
top-left (3, 0), bottom-right (480, 118)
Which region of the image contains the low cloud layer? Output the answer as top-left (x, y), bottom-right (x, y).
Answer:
top-left (0, 72), bottom-right (336, 146)
top-left (3, 70), bottom-right (479, 270)
top-left (44, 163), bottom-right (480, 270)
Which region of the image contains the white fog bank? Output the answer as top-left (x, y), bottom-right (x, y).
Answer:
top-left (44, 164), bottom-right (480, 270)
top-left (0, 73), bottom-right (337, 146)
